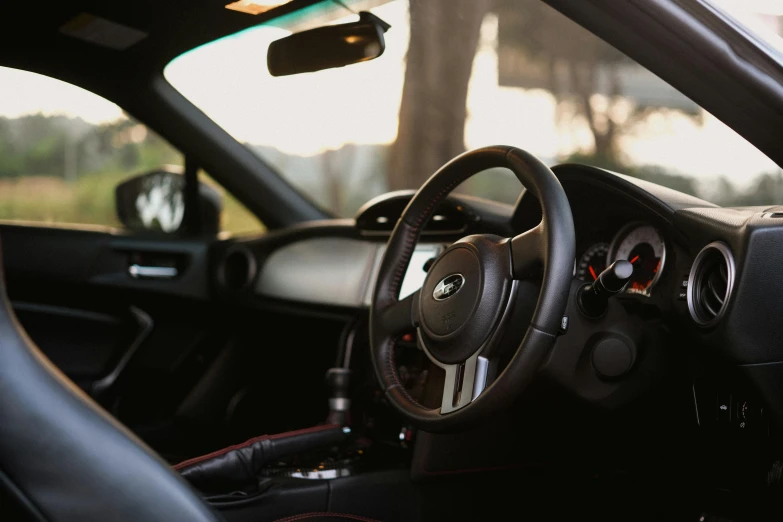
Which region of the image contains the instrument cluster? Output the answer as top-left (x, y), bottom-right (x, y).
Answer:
top-left (576, 222), bottom-right (666, 296)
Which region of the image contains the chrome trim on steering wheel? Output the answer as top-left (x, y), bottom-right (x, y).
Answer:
top-left (418, 279), bottom-right (519, 414)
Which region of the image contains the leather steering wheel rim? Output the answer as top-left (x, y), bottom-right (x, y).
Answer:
top-left (369, 146), bottom-right (575, 432)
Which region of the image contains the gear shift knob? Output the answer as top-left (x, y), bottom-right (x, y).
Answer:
top-left (325, 368), bottom-right (351, 425)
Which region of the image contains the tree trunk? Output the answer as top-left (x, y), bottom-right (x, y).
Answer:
top-left (321, 149), bottom-right (347, 215)
top-left (569, 60), bottom-right (618, 165)
top-left (388, 0), bottom-right (492, 191)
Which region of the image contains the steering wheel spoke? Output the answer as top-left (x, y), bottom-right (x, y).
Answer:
top-left (436, 351), bottom-right (491, 414)
top-left (510, 223), bottom-right (544, 279)
top-left (379, 289), bottom-right (420, 336)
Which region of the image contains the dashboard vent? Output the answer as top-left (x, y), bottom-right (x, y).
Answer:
top-left (687, 242), bottom-right (735, 327)
top-left (354, 191), bottom-right (475, 235)
top-left (218, 245), bottom-right (257, 291)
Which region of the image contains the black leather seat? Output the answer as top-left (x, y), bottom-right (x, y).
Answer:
top-left (0, 246), bottom-right (375, 522)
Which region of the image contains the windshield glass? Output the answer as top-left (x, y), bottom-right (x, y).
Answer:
top-left (165, 0), bottom-right (782, 217)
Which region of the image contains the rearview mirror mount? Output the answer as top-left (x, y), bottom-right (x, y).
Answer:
top-left (267, 11), bottom-right (391, 77)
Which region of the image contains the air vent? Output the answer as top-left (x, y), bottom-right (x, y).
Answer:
top-left (687, 242), bottom-right (735, 327)
top-left (354, 192), bottom-right (474, 235)
top-left (218, 245), bottom-right (257, 291)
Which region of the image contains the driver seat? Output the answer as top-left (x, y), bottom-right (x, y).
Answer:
top-left (0, 244), bottom-right (377, 522)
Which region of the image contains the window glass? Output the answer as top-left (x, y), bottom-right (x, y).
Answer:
top-left (0, 67), bottom-right (264, 235)
top-left (166, 0), bottom-right (781, 216)
top-left (0, 67), bottom-right (181, 227)
top-left (199, 171), bottom-right (266, 235)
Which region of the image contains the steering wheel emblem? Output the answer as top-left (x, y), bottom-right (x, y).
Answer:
top-left (433, 274), bottom-right (465, 301)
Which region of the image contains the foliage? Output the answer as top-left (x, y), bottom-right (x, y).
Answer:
top-left (0, 113), bottom-right (263, 235)
top-left (565, 152), bottom-right (783, 207)
top-left (705, 172), bottom-right (783, 207)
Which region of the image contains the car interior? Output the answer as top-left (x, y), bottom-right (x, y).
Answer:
top-left (2, 0), bottom-right (783, 521)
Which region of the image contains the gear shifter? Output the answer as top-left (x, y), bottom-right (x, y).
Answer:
top-left (325, 367), bottom-right (351, 425)
top-left (578, 260), bottom-right (633, 318)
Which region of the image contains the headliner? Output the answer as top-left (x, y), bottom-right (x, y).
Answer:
top-left (0, 0), bottom-right (343, 95)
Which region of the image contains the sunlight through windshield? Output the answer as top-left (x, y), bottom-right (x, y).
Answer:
top-left (166, 0), bottom-right (782, 216)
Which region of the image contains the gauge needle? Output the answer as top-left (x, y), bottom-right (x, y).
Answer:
top-left (630, 255), bottom-right (640, 264)
top-left (589, 266), bottom-right (597, 280)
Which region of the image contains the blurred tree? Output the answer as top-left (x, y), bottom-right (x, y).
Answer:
top-left (734, 171), bottom-right (783, 206)
top-left (320, 149), bottom-right (346, 216)
top-left (389, 0), bottom-right (492, 191)
top-left (626, 165), bottom-right (700, 197)
top-left (565, 152), bottom-right (700, 197)
top-left (495, 0), bottom-right (629, 165)
top-left (495, 0), bottom-right (702, 168)
top-left (703, 176), bottom-right (738, 206)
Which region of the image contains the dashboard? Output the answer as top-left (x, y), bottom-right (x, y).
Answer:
top-left (253, 184), bottom-right (672, 306)
top-left (210, 162), bottom-right (783, 512)
top-left (255, 221), bottom-right (669, 306)
top-left (221, 165), bottom-right (713, 317)
top-left (215, 163), bottom-right (783, 452)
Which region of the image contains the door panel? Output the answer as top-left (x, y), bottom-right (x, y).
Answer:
top-left (0, 222), bottom-right (348, 463)
top-left (0, 222), bottom-right (224, 459)
top-left (1, 224), bottom-right (210, 300)
top-left (12, 302), bottom-right (150, 393)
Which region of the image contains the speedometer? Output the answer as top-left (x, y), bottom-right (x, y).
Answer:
top-left (608, 223), bottom-right (666, 295)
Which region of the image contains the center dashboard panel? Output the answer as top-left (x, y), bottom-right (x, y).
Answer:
top-left (255, 239), bottom-right (442, 307)
top-left (251, 191), bottom-right (492, 308)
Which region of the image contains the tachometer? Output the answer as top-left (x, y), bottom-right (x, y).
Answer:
top-left (608, 223), bottom-right (665, 295)
top-left (577, 243), bottom-right (609, 282)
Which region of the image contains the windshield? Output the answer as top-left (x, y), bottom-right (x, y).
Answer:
top-left (165, 0), bottom-right (782, 217)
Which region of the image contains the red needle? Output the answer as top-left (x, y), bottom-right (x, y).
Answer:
top-left (630, 255), bottom-right (640, 264)
top-left (589, 265), bottom-right (597, 280)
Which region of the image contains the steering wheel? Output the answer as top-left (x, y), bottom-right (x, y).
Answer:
top-left (370, 146), bottom-right (575, 432)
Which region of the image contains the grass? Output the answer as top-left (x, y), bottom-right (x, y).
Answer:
top-left (0, 172), bottom-right (265, 235)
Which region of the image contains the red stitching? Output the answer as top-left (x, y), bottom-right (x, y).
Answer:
top-left (388, 166), bottom-right (474, 299)
top-left (172, 424), bottom-right (339, 470)
top-left (389, 227), bottom-right (418, 297)
top-left (274, 512), bottom-right (381, 522)
top-left (413, 170), bottom-right (473, 231)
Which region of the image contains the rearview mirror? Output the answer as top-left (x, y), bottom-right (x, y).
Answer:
top-left (115, 168), bottom-right (222, 234)
top-left (267, 12), bottom-right (391, 77)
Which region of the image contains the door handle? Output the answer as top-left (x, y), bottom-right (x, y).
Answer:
top-left (128, 264), bottom-right (178, 279)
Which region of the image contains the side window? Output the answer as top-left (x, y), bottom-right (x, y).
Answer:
top-left (199, 171), bottom-right (266, 235)
top-left (0, 67), bottom-right (264, 236)
top-left (0, 68), bottom-right (181, 228)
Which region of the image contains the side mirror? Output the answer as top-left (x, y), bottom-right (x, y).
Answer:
top-left (267, 12), bottom-right (391, 77)
top-left (115, 168), bottom-right (222, 234)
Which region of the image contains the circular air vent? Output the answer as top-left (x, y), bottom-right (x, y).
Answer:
top-left (218, 245), bottom-right (257, 291)
top-left (687, 242), bottom-right (735, 327)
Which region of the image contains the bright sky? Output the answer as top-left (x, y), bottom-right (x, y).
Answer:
top-left (163, 0), bottom-right (780, 186)
top-left (0, 0), bottom-right (780, 190)
top-left (0, 68), bottom-right (122, 124)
